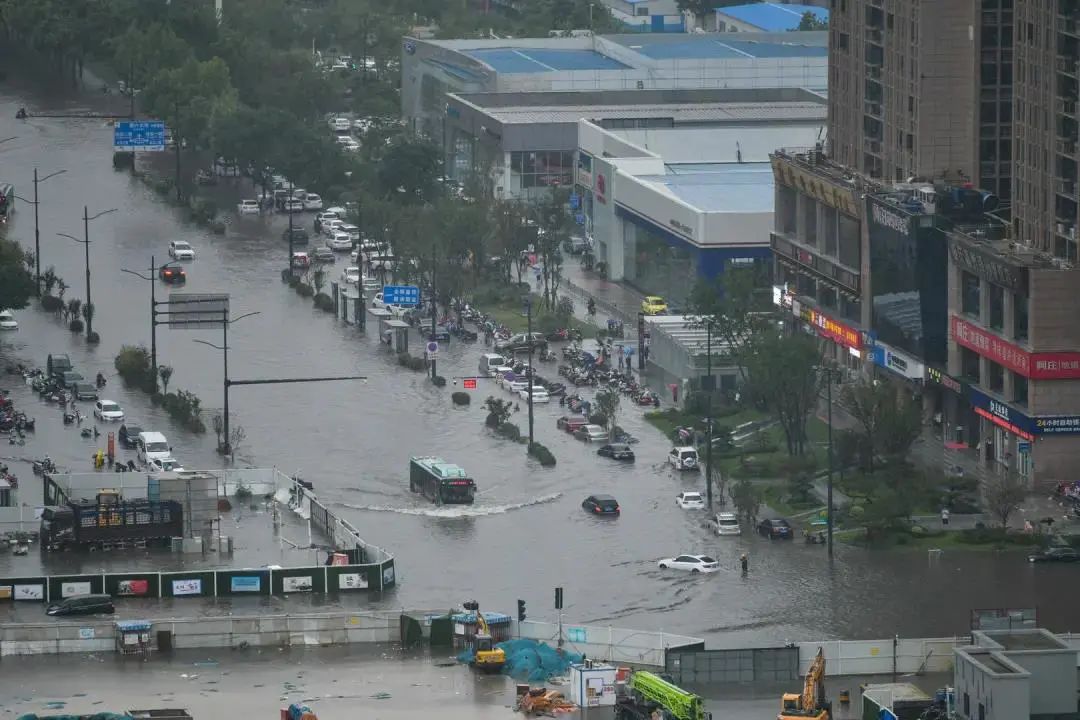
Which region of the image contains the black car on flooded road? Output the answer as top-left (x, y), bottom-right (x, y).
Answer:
top-left (582, 494), bottom-right (620, 517)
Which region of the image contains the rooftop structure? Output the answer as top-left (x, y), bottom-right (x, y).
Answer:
top-left (712, 3), bottom-right (829, 32)
top-left (402, 31), bottom-right (827, 140)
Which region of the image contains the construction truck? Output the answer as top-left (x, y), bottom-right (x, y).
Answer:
top-left (778, 647), bottom-right (831, 720)
top-left (616, 671), bottom-right (710, 720)
top-left (462, 600), bottom-right (506, 673)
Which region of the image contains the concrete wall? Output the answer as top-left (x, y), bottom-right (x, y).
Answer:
top-left (517, 620), bottom-right (703, 667)
top-left (954, 649), bottom-right (1030, 720)
top-left (798, 638), bottom-right (967, 676)
top-left (0, 611), bottom-right (398, 657)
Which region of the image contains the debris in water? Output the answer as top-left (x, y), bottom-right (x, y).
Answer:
top-left (43, 702), bottom-right (66, 709)
top-left (194, 659), bottom-right (219, 667)
top-left (370, 692), bottom-right (392, 700)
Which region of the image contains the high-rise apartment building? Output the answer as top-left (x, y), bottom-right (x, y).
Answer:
top-left (826, 0), bottom-right (1011, 190)
top-left (1012, 0), bottom-right (1078, 261)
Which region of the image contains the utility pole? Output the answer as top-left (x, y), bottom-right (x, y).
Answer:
top-left (704, 319), bottom-right (714, 509)
top-left (173, 100), bottom-right (182, 203)
top-left (287, 181), bottom-right (295, 273)
top-left (826, 367), bottom-right (835, 558)
top-left (128, 58), bottom-right (135, 120)
top-left (16, 168), bottom-right (66, 296)
top-left (430, 244), bottom-right (438, 380)
top-left (526, 298), bottom-right (535, 445)
top-left (120, 256), bottom-right (161, 392)
top-left (59, 206), bottom-right (116, 339)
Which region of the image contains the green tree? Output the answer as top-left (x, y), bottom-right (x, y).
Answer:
top-left (795, 11), bottom-right (828, 30)
top-left (158, 365), bottom-right (174, 395)
top-left (840, 379), bottom-right (923, 472)
top-left (740, 330), bottom-right (822, 456)
top-left (377, 138), bottom-right (442, 203)
top-left (110, 22), bottom-right (193, 89)
top-left (983, 471), bottom-right (1027, 528)
top-left (0, 238), bottom-right (36, 312)
top-left (141, 57), bottom-right (239, 150)
top-left (595, 387), bottom-right (621, 441)
top-left (730, 478), bottom-right (762, 524)
top-left (483, 396), bottom-right (514, 428)
top-left (532, 189), bottom-right (571, 309)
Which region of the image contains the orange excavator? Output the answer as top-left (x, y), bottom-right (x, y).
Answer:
top-left (778, 647), bottom-right (831, 720)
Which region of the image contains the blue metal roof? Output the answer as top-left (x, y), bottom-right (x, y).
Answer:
top-left (716, 3), bottom-right (829, 32)
top-left (638, 163), bottom-right (775, 213)
top-left (465, 48), bottom-right (630, 73)
top-left (631, 38), bottom-right (826, 60)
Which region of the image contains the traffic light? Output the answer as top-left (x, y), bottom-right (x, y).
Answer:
top-left (555, 586), bottom-right (563, 610)
top-left (517, 598), bottom-right (527, 622)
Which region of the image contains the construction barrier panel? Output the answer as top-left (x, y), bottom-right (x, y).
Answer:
top-left (271, 567), bottom-right (327, 596)
top-left (46, 574), bottom-right (105, 603)
top-left (215, 569), bottom-right (272, 597)
top-left (665, 647), bottom-right (799, 685)
top-left (0, 576), bottom-right (49, 602)
top-left (160, 571), bottom-right (217, 598)
top-left (103, 573), bottom-right (161, 599)
top-left (326, 565), bottom-right (372, 592)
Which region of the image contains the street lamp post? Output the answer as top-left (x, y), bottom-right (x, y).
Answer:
top-left (704, 319), bottom-right (714, 509)
top-left (25, 169), bottom-right (66, 295)
top-left (57, 206), bottom-right (117, 338)
top-left (120, 256), bottom-right (164, 392)
top-left (430, 244), bottom-right (438, 381)
top-left (194, 310), bottom-right (261, 455)
top-left (820, 365), bottom-right (838, 558)
top-left (525, 298), bottom-right (535, 446)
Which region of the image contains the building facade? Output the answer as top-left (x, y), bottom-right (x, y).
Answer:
top-left (825, 0), bottom-right (990, 185)
top-left (1012, 0), bottom-right (1078, 261)
top-left (947, 222), bottom-right (1080, 485)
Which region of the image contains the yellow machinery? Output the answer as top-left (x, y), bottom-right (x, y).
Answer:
top-left (463, 600), bottom-right (506, 673)
top-left (779, 647), bottom-right (831, 720)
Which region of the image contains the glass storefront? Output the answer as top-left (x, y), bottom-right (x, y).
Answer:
top-left (508, 151), bottom-right (574, 198)
top-left (624, 222), bottom-right (696, 306)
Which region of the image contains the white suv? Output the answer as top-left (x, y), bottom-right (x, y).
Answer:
top-left (714, 512), bottom-right (741, 536)
top-left (669, 446), bottom-right (699, 471)
top-left (676, 491), bottom-right (706, 510)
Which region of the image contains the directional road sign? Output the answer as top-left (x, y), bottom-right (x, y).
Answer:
top-left (382, 284), bottom-right (420, 307)
top-left (166, 293), bottom-right (230, 330)
top-left (113, 121), bottom-right (167, 152)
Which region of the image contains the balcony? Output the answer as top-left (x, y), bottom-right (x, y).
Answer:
top-left (864, 100), bottom-right (882, 117)
top-left (865, 28), bottom-right (883, 45)
top-left (867, 64), bottom-right (883, 79)
top-left (1058, 55), bottom-right (1079, 76)
top-left (1056, 178), bottom-right (1076, 195)
top-left (1058, 138), bottom-right (1078, 155)
top-left (1058, 97), bottom-right (1079, 116)
top-left (863, 138), bottom-right (882, 154)
top-left (1063, 16), bottom-right (1080, 36)
top-left (1055, 221), bottom-right (1077, 240)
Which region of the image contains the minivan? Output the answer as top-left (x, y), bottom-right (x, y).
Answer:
top-left (479, 353), bottom-right (506, 377)
top-left (47, 353), bottom-right (72, 378)
top-left (47, 594), bottom-right (115, 617)
top-left (137, 431), bottom-right (171, 464)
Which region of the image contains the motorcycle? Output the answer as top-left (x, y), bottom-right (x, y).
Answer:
top-left (538, 348), bottom-right (556, 362)
top-left (545, 329), bottom-right (569, 342)
top-left (805, 530), bottom-right (827, 545)
top-left (32, 457), bottom-right (56, 475)
top-left (544, 382), bottom-right (567, 397)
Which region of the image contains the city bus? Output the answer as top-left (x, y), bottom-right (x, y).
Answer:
top-left (409, 456), bottom-right (477, 505)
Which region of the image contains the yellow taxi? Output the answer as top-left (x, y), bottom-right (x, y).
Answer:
top-left (641, 296), bottom-right (668, 315)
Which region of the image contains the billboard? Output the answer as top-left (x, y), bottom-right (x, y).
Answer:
top-left (166, 293), bottom-right (230, 329)
top-left (172, 578), bottom-right (202, 596)
top-left (230, 576), bottom-right (261, 592)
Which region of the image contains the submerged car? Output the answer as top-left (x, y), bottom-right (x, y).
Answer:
top-left (557, 416), bottom-right (589, 433)
top-left (168, 240), bottom-right (195, 260)
top-left (1029, 546), bottom-right (1080, 563)
top-left (675, 491), bottom-right (706, 510)
top-left (641, 296), bottom-right (668, 315)
top-left (159, 266), bottom-right (186, 284)
top-left (93, 399), bottom-right (124, 422)
top-left (669, 446), bottom-right (699, 471)
top-left (574, 424), bottom-right (608, 442)
top-left (657, 555), bottom-right (718, 573)
top-left (0, 309), bottom-right (18, 330)
top-left (757, 517), bottom-right (793, 540)
top-left (597, 443), bottom-right (635, 461)
top-left (714, 512), bottom-right (741, 536)
top-left (582, 494), bottom-right (620, 516)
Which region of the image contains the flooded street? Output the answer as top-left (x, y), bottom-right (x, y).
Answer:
top-left (1, 70), bottom-right (1076, 646)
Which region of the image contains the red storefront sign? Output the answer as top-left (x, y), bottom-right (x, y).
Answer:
top-left (951, 316), bottom-right (1080, 379)
top-left (803, 308), bottom-right (861, 350)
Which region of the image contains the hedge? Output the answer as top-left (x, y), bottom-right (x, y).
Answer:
top-left (528, 442), bottom-right (557, 467)
top-left (452, 392), bottom-right (470, 406)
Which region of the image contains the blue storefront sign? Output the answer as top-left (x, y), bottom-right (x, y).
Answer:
top-left (868, 341), bottom-right (925, 381)
top-left (966, 386), bottom-right (1080, 438)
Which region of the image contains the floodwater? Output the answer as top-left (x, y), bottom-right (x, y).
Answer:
top-left (1, 66), bottom-right (1077, 646)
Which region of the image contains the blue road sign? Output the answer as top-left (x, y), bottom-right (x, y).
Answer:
top-left (382, 284), bottom-right (420, 307)
top-left (569, 192), bottom-right (580, 210)
top-left (1018, 441), bottom-right (1032, 453)
top-left (113, 121), bottom-right (167, 152)
top-left (575, 213), bottom-right (586, 226)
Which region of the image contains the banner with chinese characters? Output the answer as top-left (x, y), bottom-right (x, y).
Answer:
top-left (951, 316), bottom-right (1080, 379)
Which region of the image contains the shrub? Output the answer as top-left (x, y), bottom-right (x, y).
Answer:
top-left (397, 352), bottom-right (411, 367)
top-left (452, 391), bottom-right (470, 406)
top-left (496, 422), bottom-right (522, 442)
top-left (68, 319), bottom-right (84, 333)
top-left (86, 331), bottom-right (100, 344)
top-left (313, 292), bottom-right (335, 312)
top-left (408, 356), bottom-right (427, 372)
top-left (432, 375), bottom-right (447, 387)
top-left (115, 345), bottom-right (155, 391)
top-left (161, 389), bottom-right (206, 434)
top-left (295, 282), bottom-right (314, 298)
top-left (555, 296), bottom-right (574, 324)
top-left (287, 274), bottom-right (301, 288)
top-left (40, 295), bottom-right (63, 312)
top-left (528, 442), bottom-right (557, 467)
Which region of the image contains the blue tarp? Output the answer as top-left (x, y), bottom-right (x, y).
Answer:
top-left (457, 638), bottom-right (583, 682)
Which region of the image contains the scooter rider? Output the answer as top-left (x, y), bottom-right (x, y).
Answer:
top-left (587, 298), bottom-right (596, 316)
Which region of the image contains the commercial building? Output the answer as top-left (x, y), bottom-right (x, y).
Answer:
top-left (573, 88), bottom-right (827, 304)
top-left (953, 628), bottom-right (1078, 720)
top-left (825, 0), bottom-right (1011, 199)
top-left (445, 86), bottom-right (826, 203)
top-left (1012, 0), bottom-right (1078, 261)
top-left (401, 31), bottom-right (828, 141)
top-left (710, 3), bottom-right (828, 33)
top-left (946, 214), bottom-right (1080, 485)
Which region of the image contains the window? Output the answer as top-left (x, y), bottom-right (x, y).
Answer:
top-left (962, 272), bottom-right (982, 316)
top-left (961, 347), bottom-right (981, 383)
top-left (1014, 292), bottom-right (1029, 341)
top-left (1013, 372), bottom-right (1028, 406)
top-left (964, 692), bottom-right (970, 717)
top-left (982, 63), bottom-right (998, 84)
top-left (988, 361), bottom-right (1005, 392)
top-left (988, 283), bottom-right (1004, 330)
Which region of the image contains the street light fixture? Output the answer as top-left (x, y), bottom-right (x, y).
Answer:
top-left (193, 311), bottom-right (262, 455)
top-left (57, 206), bottom-right (117, 339)
top-left (819, 365), bottom-right (841, 558)
top-left (14, 168), bottom-right (67, 296)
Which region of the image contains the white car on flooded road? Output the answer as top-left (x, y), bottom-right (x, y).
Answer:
top-left (94, 399), bottom-right (124, 422)
top-left (657, 554), bottom-right (719, 573)
top-left (675, 491), bottom-right (706, 510)
top-left (237, 199), bottom-right (260, 214)
top-left (0, 310), bottom-right (17, 330)
top-left (714, 512), bottom-right (741, 536)
top-left (168, 240), bottom-right (195, 260)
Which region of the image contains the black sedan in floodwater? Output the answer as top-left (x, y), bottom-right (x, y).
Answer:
top-left (597, 443), bottom-right (635, 461)
top-left (1029, 546), bottom-right (1080, 563)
